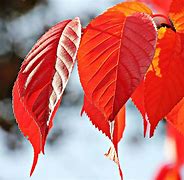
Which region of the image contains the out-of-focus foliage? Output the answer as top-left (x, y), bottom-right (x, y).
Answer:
top-left (0, 0), bottom-right (47, 148)
top-left (0, 53), bottom-right (22, 100)
top-left (0, 0), bottom-right (46, 19)
top-left (0, 0), bottom-right (45, 100)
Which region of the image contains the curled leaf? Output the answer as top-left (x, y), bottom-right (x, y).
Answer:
top-left (13, 18), bottom-right (81, 175)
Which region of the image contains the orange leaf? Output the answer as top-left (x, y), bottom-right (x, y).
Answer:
top-left (12, 18), bottom-right (81, 175)
top-left (107, 1), bottom-right (152, 16)
top-left (78, 10), bottom-right (157, 121)
top-left (145, 28), bottom-right (184, 136)
top-left (169, 0), bottom-right (184, 33)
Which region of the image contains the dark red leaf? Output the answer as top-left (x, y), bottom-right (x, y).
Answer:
top-left (12, 18), bottom-right (81, 175)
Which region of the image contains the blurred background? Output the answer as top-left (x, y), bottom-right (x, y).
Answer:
top-left (0, 0), bottom-right (171, 179)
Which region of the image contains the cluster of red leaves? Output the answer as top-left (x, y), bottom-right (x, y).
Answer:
top-left (141, 0), bottom-right (184, 179)
top-left (12, 0), bottom-right (184, 179)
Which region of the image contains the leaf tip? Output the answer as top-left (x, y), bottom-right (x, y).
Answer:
top-left (74, 17), bottom-right (80, 21)
top-left (30, 152), bottom-right (39, 176)
top-left (80, 105), bottom-right (84, 116)
top-left (149, 124), bottom-right (156, 138)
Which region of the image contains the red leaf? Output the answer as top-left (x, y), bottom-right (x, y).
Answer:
top-left (13, 82), bottom-right (42, 175)
top-left (155, 123), bottom-right (184, 180)
top-left (82, 96), bottom-right (125, 144)
top-left (155, 164), bottom-right (181, 180)
top-left (105, 106), bottom-right (126, 180)
top-left (166, 99), bottom-right (184, 136)
top-left (166, 122), bottom-right (184, 168)
top-left (112, 106), bottom-right (126, 148)
top-left (145, 28), bottom-right (184, 136)
top-left (12, 18), bottom-right (81, 175)
top-left (82, 96), bottom-right (111, 139)
top-left (131, 81), bottom-right (148, 137)
top-left (78, 10), bottom-right (157, 121)
top-left (151, 0), bottom-right (172, 13)
top-left (167, 98), bottom-right (184, 167)
top-left (82, 96), bottom-right (125, 179)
